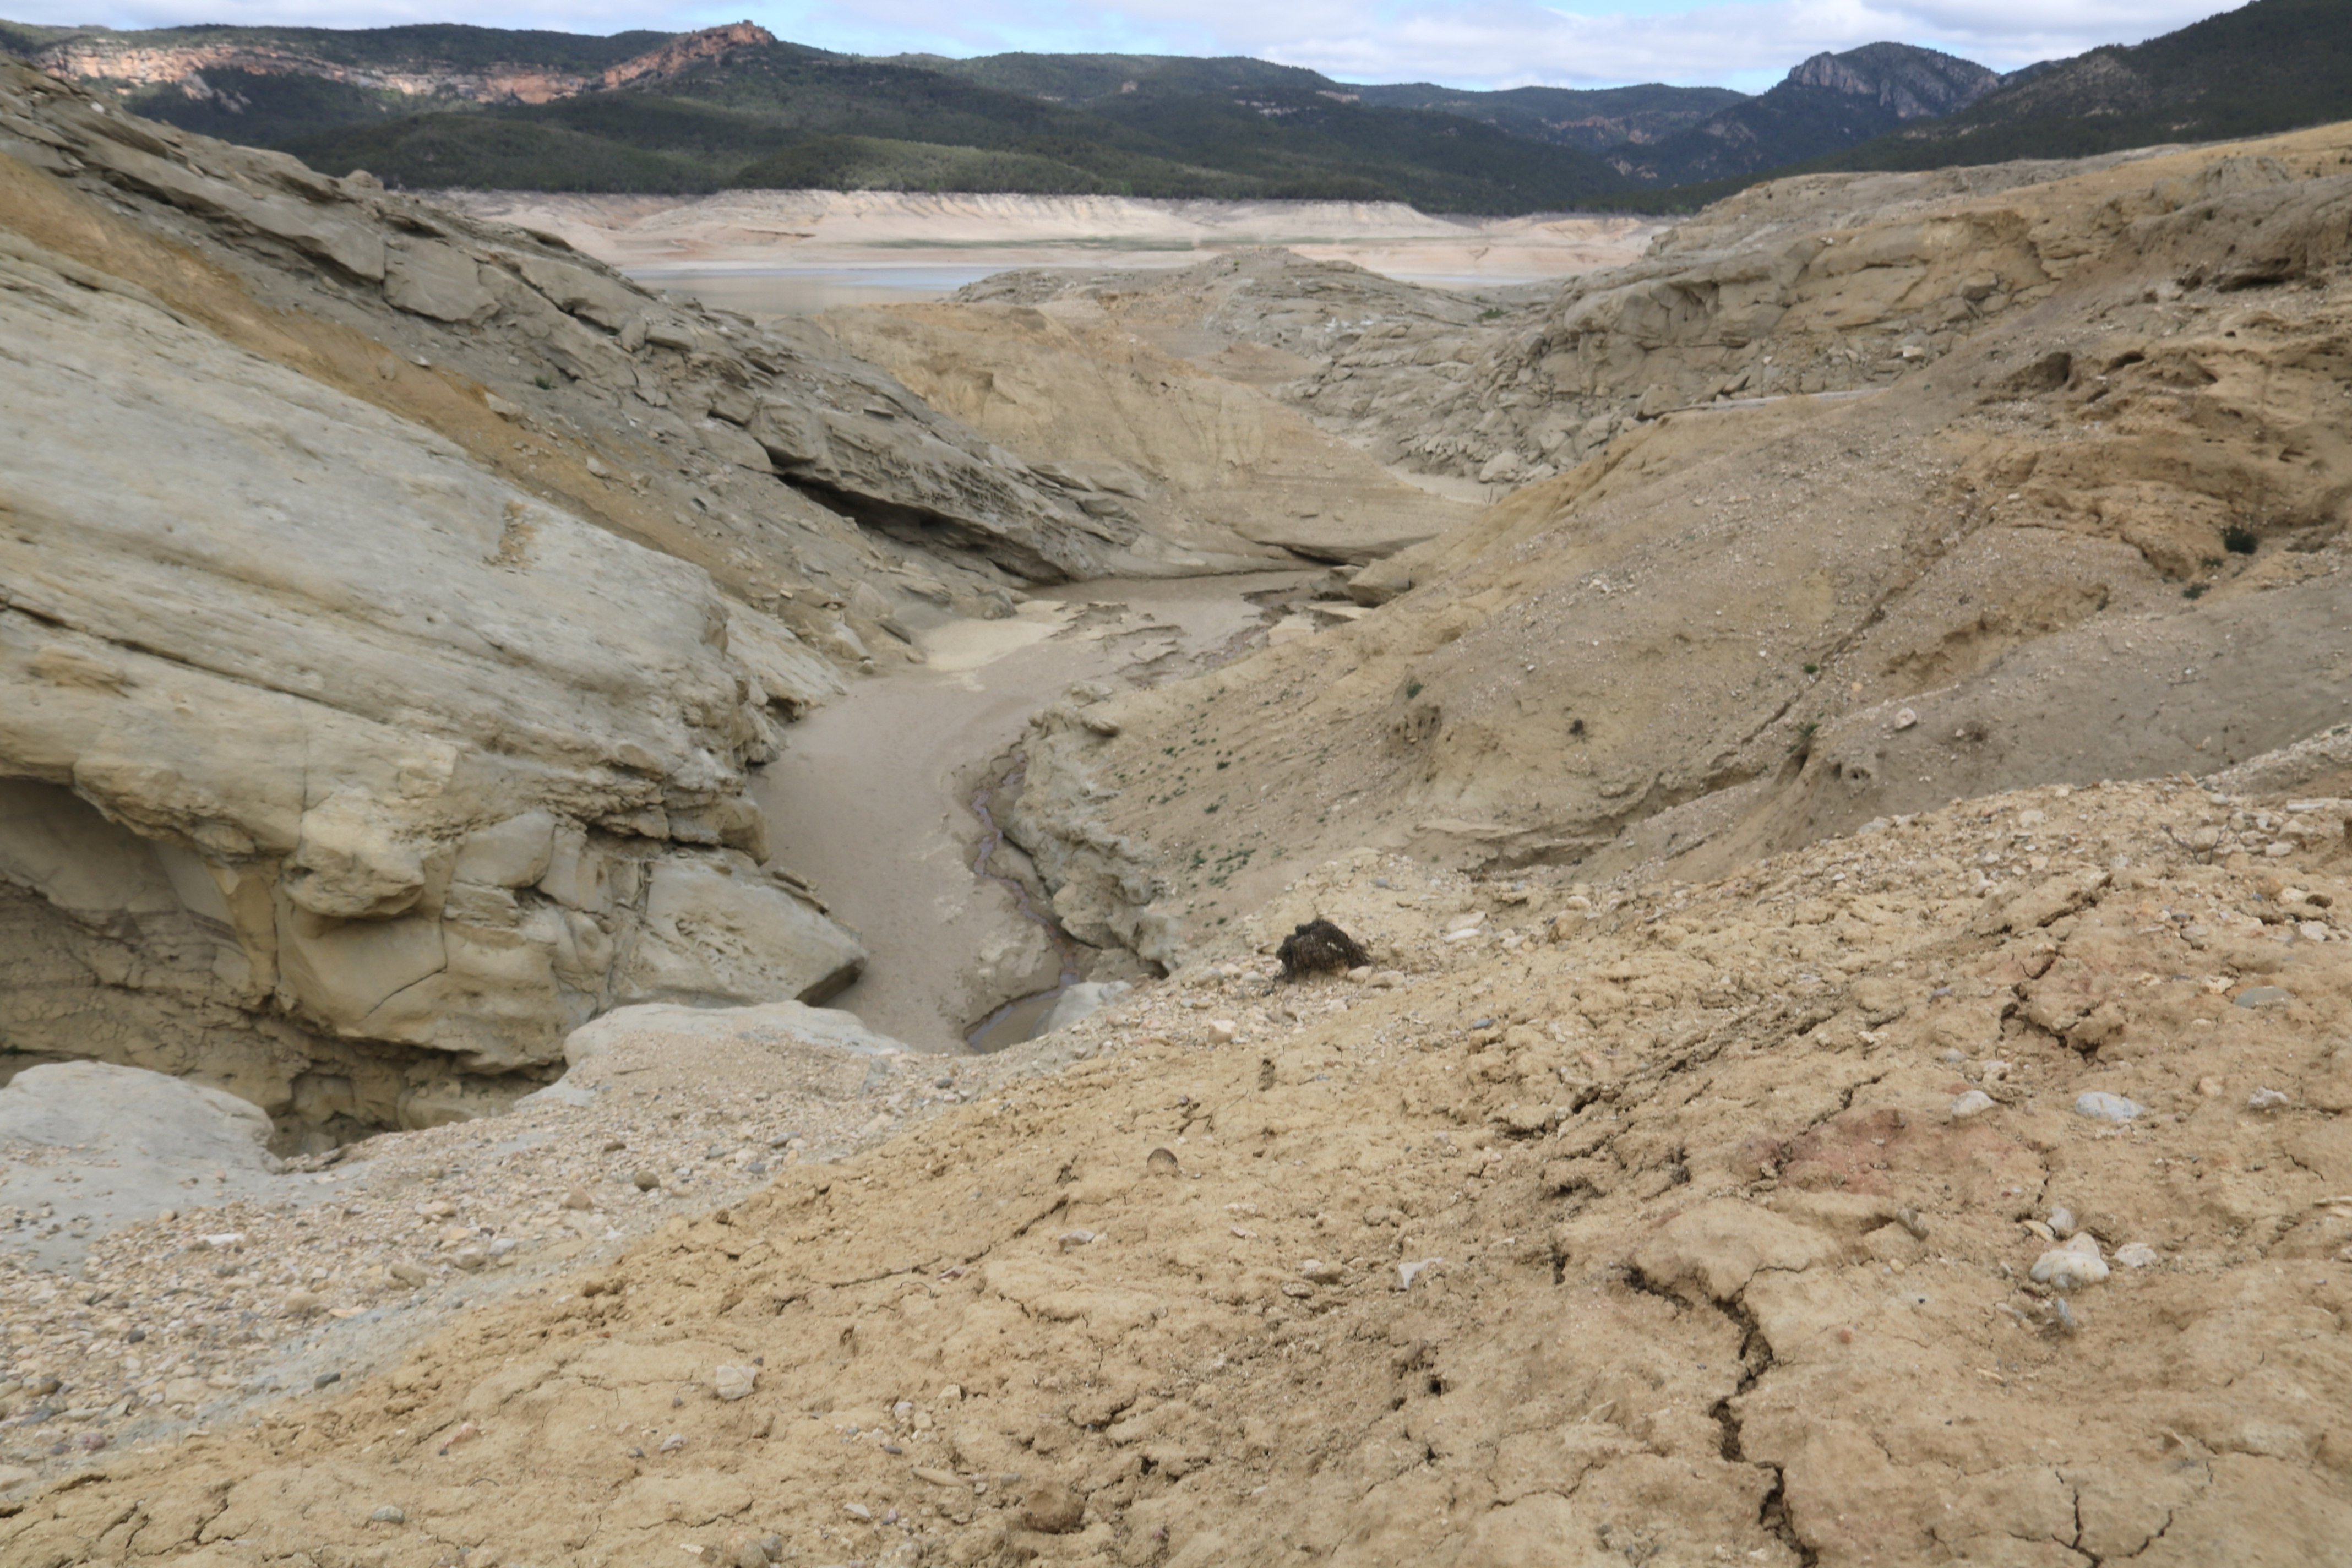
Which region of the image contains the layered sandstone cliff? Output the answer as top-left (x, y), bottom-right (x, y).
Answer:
top-left (0, 61), bottom-right (1259, 1145)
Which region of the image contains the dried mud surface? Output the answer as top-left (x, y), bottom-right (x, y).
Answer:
top-left (9, 779), bottom-right (2352, 1564)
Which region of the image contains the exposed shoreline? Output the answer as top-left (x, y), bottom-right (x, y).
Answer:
top-left (440, 188), bottom-right (1663, 304)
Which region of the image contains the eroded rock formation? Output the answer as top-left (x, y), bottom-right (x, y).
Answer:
top-left (0, 61), bottom-right (1250, 1143)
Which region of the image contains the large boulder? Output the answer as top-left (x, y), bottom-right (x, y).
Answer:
top-left (0, 1061), bottom-right (282, 1269)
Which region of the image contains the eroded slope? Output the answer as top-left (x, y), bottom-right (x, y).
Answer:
top-left (1005, 125), bottom-right (2352, 946)
top-left (9, 778), bottom-right (2351, 1564)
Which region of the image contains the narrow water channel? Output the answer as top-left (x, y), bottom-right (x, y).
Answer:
top-left (749, 571), bottom-right (1314, 1055)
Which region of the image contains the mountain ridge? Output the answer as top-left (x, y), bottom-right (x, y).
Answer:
top-left (5, 19), bottom-right (2010, 211)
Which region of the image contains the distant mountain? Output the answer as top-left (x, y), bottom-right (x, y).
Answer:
top-left (1613, 42), bottom-right (2000, 186)
top-left (1827, 0), bottom-right (2352, 170)
top-left (46, 15), bottom-right (2329, 213)
top-left (898, 50), bottom-right (1744, 158)
top-left (1349, 82), bottom-right (1746, 155)
top-left (11, 21), bottom-right (1632, 211)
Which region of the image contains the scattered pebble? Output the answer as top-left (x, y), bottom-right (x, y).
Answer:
top-left (2073, 1091), bottom-right (2143, 1124)
top-left (2115, 1243), bottom-right (2160, 1268)
top-left (714, 1365), bottom-right (757, 1402)
top-left (1950, 1090), bottom-right (1996, 1119)
top-left (2031, 1234), bottom-right (2110, 1291)
top-left (369, 1505), bottom-right (406, 1525)
top-left (2234, 986), bottom-right (2294, 1009)
top-left (2247, 1087), bottom-right (2291, 1112)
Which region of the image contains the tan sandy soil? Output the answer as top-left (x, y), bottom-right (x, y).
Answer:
top-left (437, 190), bottom-right (1662, 293)
top-left (1012, 122), bottom-right (2352, 945)
top-left (11, 777), bottom-right (2352, 1564)
top-left (812, 298), bottom-right (1478, 564)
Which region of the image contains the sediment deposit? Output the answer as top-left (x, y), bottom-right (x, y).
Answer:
top-left (6, 49), bottom-right (2352, 1568)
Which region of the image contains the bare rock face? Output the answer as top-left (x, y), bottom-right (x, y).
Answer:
top-left (0, 57), bottom-right (1347, 1142)
top-left (0, 233), bottom-right (863, 1137)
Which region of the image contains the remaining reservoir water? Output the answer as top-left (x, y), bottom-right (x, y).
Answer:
top-left (631, 265), bottom-right (1024, 314)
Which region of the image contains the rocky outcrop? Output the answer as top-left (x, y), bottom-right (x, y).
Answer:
top-left (1003, 710), bottom-right (1184, 972)
top-left (29, 23), bottom-right (776, 107)
top-left (0, 227), bottom-right (864, 1143)
top-left (0, 64), bottom-right (1203, 1145)
top-left (1013, 120), bottom-right (2352, 938)
top-left (818, 294), bottom-right (1473, 567)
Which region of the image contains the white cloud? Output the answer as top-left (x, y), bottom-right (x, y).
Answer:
top-left (4, 0), bottom-right (2238, 88)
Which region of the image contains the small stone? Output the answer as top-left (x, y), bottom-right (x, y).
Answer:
top-left (1056, 1229), bottom-right (1097, 1251)
top-left (24, 1375), bottom-right (62, 1396)
top-left (633, 1170), bottom-right (661, 1191)
top-left (714, 1365), bottom-right (757, 1402)
top-left (2234, 986), bottom-right (2294, 1009)
top-left (658, 1433), bottom-right (687, 1453)
top-left (2048, 1206), bottom-right (2077, 1239)
top-left (1397, 1258), bottom-right (1442, 1290)
top-left (164, 1376), bottom-right (207, 1406)
top-left (74, 1431), bottom-right (107, 1453)
top-left (939, 1383), bottom-right (964, 1403)
top-left (1896, 1207), bottom-right (1928, 1240)
top-left (2198, 1076), bottom-right (2225, 1098)
top-left (315, 1372), bottom-right (342, 1389)
top-left (560, 1188), bottom-right (594, 1211)
top-left (1950, 1090), bottom-right (1996, 1120)
top-left (844, 1502), bottom-right (873, 1521)
top-left (2247, 1086), bottom-right (2291, 1112)
top-left (1893, 707), bottom-right (1918, 730)
top-left (1300, 1259), bottom-right (1344, 1284)
top-left (1019, 1479), bottom-right (1086, 1534)
top-left (1346, 965), bottom-right (1374, 982)
top-left (718, 1531), bottom-right (769, 1568)
top-left (2115, 1243), bottom-right (2160, 1268)
top-left (601, 1137), bottom-right (627, 1152)
top-left (2030, 1234), bottom-right (2110, 1291)
top-left (1207, 1019), bottom-right (1238, 1043)
top-left (2073, 1091), bottom-right (2143, 1124)
top-left (369, 1505), bottom-right (406, 1525)
top-left (1146, 1147), bottom-right (1180, 1177)
top-left (450, 1246), bottom-right (489, 1272)
top-left (388, 1261), bottom-right (429, 1287)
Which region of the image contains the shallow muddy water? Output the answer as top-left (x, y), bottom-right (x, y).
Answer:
top-left (750, 572), bottom-right (1314, 1054)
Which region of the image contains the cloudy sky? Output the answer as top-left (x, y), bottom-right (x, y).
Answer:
top-left (9, 0), bottom-right (2234, 90)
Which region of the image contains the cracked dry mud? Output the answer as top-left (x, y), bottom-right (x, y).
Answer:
top-left (9, 777), bottom-right (2352, 1565)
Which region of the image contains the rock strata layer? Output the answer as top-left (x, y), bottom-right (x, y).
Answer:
top-left (0, 62), bottom-right (1228, 1142)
